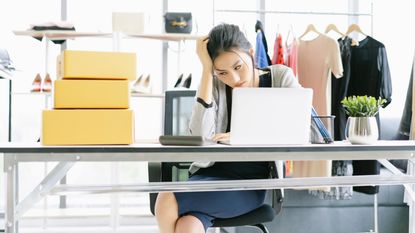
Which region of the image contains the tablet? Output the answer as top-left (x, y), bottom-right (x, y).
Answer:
top-left (159, 135), bottom-right (216, 146)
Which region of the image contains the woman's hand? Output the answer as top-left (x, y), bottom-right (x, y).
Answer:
top-left (196, 36), bottom-right (213, 71)
top-left (211, 133), bottom-right (230, 142)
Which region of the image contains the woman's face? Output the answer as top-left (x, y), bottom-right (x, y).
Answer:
top-left (213, 49), bottom-right (255, 88)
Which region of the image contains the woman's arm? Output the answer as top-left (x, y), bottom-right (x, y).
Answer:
top-left (196, 36), bottom-right (214, 103)
top-left (189, 36), bottom-right (217, 138)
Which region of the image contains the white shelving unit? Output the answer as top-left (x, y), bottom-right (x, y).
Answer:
top-left (10, 29), bottom-right (198, 231)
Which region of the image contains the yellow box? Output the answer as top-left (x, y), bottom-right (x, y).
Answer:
top-left (42, 109), bottom-right (134, 145)
top-left (54, 79), bottom-right (130, 109)
top-left (57, 50), bottom-right (136, 80)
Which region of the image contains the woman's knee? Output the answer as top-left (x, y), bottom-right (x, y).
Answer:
top-left (175, 215), bottom-right (205, 233)
top-left (155, 192), bottom-right (178, 217)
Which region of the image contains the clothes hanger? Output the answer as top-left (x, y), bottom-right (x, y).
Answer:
top-left (299, 24), bottom-right (321, 40)
top-left (345, 23), bottom-right (367, 36)
top-left (324, 24), bottom-right (346, 37)
top-left (346, 23), bottom-right (367, 46)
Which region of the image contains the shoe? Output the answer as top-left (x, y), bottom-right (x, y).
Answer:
top-left (182, 73), bottom-right (192, 88)
top-left (42, 73), bottom-right (52, 92)
top-left (131, 74), bottom-right (144, 93)
top-left (132, 74), bottom-right (152, 94)
top-left (174, 73), bottom-right (184, 88)
top-left (140, 74), bottom-right (152, 94)
top-left (30, 73), bottom-right (42, 92)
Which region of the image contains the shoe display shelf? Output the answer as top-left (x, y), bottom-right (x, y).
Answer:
top-left (13, 30), bottom-right (200, 97)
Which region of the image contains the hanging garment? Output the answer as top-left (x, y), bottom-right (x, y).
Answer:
top-left (284, 38), bottom-right (298, 76)
top-left (272, 33), bottom-right (285, 65)
top-left (255, 32), bottom-right (269, 68)
top-left (399, 54), bottom-right (415, 138)
top-left (255, 20), bottom-right (271, 68)
top-left (293, 34), bottom-right (343, 189)
top-left (308, 160), bottom-right (353, 200)
top-left (307, 36), bottom-right (354, 200)
top-left (297, 34), bottom-right (343, 116)
top-left (331, 37), bottom-right (353, 140)
top-left (347, 36), bottom-right (392, 195)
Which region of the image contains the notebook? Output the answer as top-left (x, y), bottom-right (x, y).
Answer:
top-left (228, 88), bottom-right (313, 145)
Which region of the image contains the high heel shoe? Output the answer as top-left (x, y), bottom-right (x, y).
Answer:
top-left (182, 73), bottom-right (192, 88)
top-left (31, 73), bottom-right (42, 92)
top-left (131, 74), bottom-right (144, 93)
top-left (42, 73), bottom-right (52, 92)
top-left (132, 74), bottom-right (152, 94)
top-left (174, 73), bottom-right (184, 88)
top-left (140, 74), bottom-right (152, 94)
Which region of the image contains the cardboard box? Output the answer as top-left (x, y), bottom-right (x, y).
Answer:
top-left (57, 50), bottom-right (136, 80)
top-left (54, 79), bottom-right (130, 109)
top-left (42, 109), bottom-right (134, 145)
top-left (112, 12), bottom-right (146, 34)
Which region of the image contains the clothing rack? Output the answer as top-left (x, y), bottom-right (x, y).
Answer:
top-left (212, 2), bottom-right (380, 233)
top-left (213, 2), bottom-right (374, 36)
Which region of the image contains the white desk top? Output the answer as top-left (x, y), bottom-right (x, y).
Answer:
top-left (1, 141), bottom-right (415, 162)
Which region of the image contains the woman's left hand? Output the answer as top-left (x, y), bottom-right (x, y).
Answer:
top-left (211, 133), bottom-right (230, 142)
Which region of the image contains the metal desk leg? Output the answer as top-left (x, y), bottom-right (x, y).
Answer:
top-left (16, 162), bottom-right (75, 219)
top-left (379, 159), bottom-right (415, 233)
top-left (4, 154), bottom-right (16, 233)
top-left (409, 158), bottom-right (415, 233)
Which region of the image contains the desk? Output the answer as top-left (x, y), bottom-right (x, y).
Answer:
top-left (1, 141), bottom-right (415, 233)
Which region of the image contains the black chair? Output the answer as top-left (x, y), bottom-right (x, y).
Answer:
top-left (148, 90), bottom-right (283, 233)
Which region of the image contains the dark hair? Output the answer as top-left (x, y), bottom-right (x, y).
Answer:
top-left (207, 24), bottom-right (252, 62)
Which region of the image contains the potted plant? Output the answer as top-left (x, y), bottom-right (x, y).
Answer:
top-left (341, 95), bottom-right (386, 144)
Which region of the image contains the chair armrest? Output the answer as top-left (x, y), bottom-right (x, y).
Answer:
top-left (148, 162), bottom-right (162, 215)
top-left (272, 189), bottom-right (284, 215)
top-left (148, 162), bottom-right (162, 182)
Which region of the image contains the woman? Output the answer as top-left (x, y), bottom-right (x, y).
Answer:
top-left (155, 23), bottom-right (301, 233)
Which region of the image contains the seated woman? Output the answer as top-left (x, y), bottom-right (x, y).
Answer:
top-left (155, 23), bottom-right (300, 233)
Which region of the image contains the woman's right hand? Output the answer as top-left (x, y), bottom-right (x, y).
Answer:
top-left (196, 36), bottom-right (213, 71)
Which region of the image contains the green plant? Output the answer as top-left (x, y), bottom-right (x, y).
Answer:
top-left (341, 95), bottom-right (386, 117)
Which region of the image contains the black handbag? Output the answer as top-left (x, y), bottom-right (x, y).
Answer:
top-left (164, 12), bottom-right (192, 34)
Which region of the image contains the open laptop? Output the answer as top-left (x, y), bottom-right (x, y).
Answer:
top-left (228, 88), bottom-right (313, 145)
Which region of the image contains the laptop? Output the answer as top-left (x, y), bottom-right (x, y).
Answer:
top-left (228, 88), bottom-right (313, 145)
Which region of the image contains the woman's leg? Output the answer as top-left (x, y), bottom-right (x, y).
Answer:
top-left (155, 192), bottom-right (207, 233)
top-left (155, 192), bottom-right (179, 233)
top-left (175, 215), bottom-right (205, 233)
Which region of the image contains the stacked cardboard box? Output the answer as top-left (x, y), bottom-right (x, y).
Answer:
top-left (42, 50), bottom-right (136, 145)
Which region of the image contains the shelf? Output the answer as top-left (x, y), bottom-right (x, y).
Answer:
top-left (13, 30), bottom-right (113, 40)
top-left (13, 30), bottom-right (201, 42)
top-left (125, 33), bottom-right (200, 41)
top-left (11, 92), bottom-right (51, 95)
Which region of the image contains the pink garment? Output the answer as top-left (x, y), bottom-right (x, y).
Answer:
top-left (284, 38), bottom-right (298, 77)
top-left (297, 34), bottom-right (343, 116)
top-left (293, 35), bottom-right (343, 187)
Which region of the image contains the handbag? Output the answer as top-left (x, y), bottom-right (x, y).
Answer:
top-left (163, 12), bottom-right (192, 34)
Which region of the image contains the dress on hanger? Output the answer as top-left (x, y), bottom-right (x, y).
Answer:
top-left (331, 37), bottom-right (353, 141)
top-left (284, 38), bottom-right (298, 76)
top-left (272, 33), bottom-right (284, 65)
top-left (255, 20), bottom-right (271, 68)
top-left (255, 32), bottom-right (269, 68)
top-left (293, 34), bottom-right (343, 190)
top-left (297, 34), bottom-right (343, 116)
top-left (347, 36), bottom-right (392, 194)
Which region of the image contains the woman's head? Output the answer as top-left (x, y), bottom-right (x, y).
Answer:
top-left (207, 24), bottom-right (257, 88)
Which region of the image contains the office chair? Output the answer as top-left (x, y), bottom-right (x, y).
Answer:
top-left (148, 90), bottom-right (283, 233)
